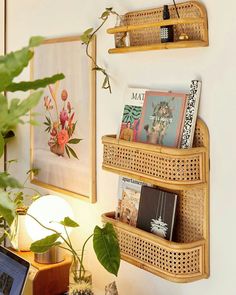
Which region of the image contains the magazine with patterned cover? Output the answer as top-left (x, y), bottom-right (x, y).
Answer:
top-left (117, 176), bottom-right (144, 226)
top-left (136, 91), bottom-right (188, 147)
top-left (118, 87), bottom-right (149, 142)
top-left (180, 80), bottom-right (201, 148)
top-left (136, 186), bottom-right (178, 241)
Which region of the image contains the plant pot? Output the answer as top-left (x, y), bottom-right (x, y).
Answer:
top-left (69, 260), bottom-right (93, 295)
top-left (50, 144), bottom-right (65, 156)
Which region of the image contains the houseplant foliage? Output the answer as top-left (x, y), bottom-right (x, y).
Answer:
top-left (81, 7), bottom-right (121, 93)
top-left (29, 215), bottom-right (120, 294)
top-left (0, 36), bottom-right (65, 241)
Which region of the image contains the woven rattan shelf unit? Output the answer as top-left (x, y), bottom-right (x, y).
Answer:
top-left (101, 118), bottom-right (209, 282)
top-left (107, 1), bottom-right (208, 54)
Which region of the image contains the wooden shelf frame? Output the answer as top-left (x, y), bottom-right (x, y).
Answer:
top-left (101, 119), bottom-right (209, 282)
top-left (107, 1), bottom-right (208, 54)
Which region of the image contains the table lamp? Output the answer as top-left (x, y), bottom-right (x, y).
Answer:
top-left (25, 194), bottom-right (74, 264)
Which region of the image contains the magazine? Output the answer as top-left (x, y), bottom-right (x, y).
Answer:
top-left (118, 88), bottom-right (148, 142)
top-left (180, 80), bottom-right (201, 148)
top-left (117, 176), bottom-right (144, 226)
top-left (136, 186), bottom-right (178, 241)
top-left (136, 91), bottom-right (188, 147)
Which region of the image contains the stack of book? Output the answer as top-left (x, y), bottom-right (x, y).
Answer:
top-left (117, 176), bottom-right (178, 241)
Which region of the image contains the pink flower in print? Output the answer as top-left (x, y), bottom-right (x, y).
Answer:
top-left (60, 108), bottom-right (69, 129)
top-left (67, 101), bottom-right (72, 113)
top-left (44, 96), bottom-right (52, 110)
top-left (61, 89), bottom-right (68, 101)
top-left (57, 130), bottom-right (69, 146)
top-left (50, 128), bottom-right (57, 137)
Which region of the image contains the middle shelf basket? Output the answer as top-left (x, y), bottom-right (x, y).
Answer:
top-left (102, 119), bottom-right (208, 190)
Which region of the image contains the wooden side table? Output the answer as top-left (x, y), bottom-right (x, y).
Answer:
top-left (16, 251), bottom-right (71, 295)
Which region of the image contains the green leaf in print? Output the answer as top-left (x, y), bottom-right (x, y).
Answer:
top-left (122, 105), bottom-right (142, 125)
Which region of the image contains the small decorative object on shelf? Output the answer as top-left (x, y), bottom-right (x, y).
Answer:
top-left (114, 15), bottom-right (128, 48)
top-left (160, 5), bottom-right (174, 43)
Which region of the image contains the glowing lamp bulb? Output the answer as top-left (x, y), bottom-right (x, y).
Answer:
top-left (25, 195), bottom-right (74, 242)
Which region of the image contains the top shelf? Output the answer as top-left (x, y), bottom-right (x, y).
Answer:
top-left (107, 1), bottom-right (208, 54)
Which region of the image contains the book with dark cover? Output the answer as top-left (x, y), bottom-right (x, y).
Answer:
top-left (136, 186), bottom-right (178, 241)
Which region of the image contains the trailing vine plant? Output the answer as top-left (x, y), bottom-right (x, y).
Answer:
top-left (81, 7), bottom-right (121, 94)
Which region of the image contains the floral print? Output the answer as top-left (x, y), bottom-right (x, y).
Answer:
top-left (44, 82), bottom-right (81, 159)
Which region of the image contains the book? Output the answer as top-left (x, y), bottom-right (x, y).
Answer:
top-left (180, 80), bottom-right (201, 148)
top-left (136, 186), bottom-right (178, 241)
top-left (136, 91), bottom-right (188, 147)
top-left (118, 88), bottom-right (148, 142)
top-left (117, 176), bottom-right (144, 226)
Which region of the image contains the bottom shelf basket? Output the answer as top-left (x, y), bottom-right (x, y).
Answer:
top-left (102, 212), bottom-right (208, 283)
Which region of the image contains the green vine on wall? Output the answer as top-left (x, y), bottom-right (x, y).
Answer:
top-left (81, 8), bottom-right (121, 94)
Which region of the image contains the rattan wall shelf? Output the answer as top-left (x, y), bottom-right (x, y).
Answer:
top-left (101, 118), bottom-right (209, 282)
top-left (107, 1), bottom-right (208, 54)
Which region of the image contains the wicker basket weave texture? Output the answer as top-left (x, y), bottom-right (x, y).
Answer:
top-left (102, 120), bottom-right (207, 185)
top-left (123, 1), bottom-right (204, 46)
top-left (117, 227), bottom-right (202, 276)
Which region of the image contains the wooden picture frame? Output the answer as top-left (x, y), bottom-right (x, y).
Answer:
top-left (30, 36), bottom-right (96, 203)
top-left (0, 0), bottom-right (6, 172)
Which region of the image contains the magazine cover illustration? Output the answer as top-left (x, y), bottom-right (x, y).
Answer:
top-left (118, 88), bottom-right (147, 142)
top-left (136, 91), bottom-right (187, 147)
top-left (118, 177), bottom-right (144, 226)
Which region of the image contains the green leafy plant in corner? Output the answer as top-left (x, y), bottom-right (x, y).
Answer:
top-left (81, 7), bottom-right (121, 94)
top-left (29, 214), bottom-right (120, 283)
top-left (0, 36), bottom-right (64, 241)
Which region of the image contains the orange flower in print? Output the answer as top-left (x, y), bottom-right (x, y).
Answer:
top-left (43, 84), bottom-right (82, 159)
top-left (57, 130), bottom-right (69, 146)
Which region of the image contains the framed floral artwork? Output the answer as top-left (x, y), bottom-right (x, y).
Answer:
top-left (30, 36), bottom-right (96, 203)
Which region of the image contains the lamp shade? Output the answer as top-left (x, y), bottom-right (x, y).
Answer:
top-left (25, 195), bottom-right (74, 242)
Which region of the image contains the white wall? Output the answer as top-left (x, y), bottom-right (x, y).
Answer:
top-left (6, 0), bottom-right (236, 294)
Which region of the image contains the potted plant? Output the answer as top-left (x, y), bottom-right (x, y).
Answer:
top-left (28, 214), bottom-right (120, 295)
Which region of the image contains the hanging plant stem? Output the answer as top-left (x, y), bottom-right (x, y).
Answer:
top-left (81, 8), bottom-right (121, 94)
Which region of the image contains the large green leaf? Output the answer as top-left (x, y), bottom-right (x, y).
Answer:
top-left (0, 133), bottom-right (4, 158)
top-left (30, 233), bottom-right (61, 253)
top-left (60, 217), bottom-right (79, 228)
top-left (93, 223), bottom-right (120, 276)
top-left (0, 36), bottom-right (45, 92)
top-left (0, 91), bottom-right (42, 135)
top-left (0, 192), bottom-right (16, 225)
top-left (29, 36), bottom-right (45, 47)
top-left (0, 172), bottom-right (22, 189)
top-left (6, 73), bottom-right (65, 92)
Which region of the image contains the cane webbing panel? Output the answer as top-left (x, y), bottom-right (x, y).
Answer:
top-left (118, 228), bottom-right (202, 276)
top-left (123, 1), bottom-right (207, 46)
top-left (174, 189), bottom-right (205, 243)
